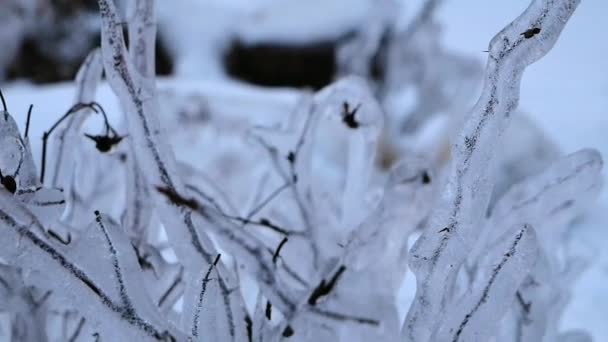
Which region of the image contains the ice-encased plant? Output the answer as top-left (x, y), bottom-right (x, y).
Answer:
top-left (0, 0), bottom-right (602, 341)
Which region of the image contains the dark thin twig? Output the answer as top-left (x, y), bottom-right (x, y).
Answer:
top-left (158, 186), bottom-right (295, 236)
top-left (244, 315), bottom-right (253, 342)
top-left (40, 103), bottom-right (99, 184)
top-left (273, 237), bottom-right (288, 264)
top-left (308, 307), bottom-right (380, 326)
top-left (48, 229), bottom-right (72, 245)
top-left (185, 184), bottom-right (229, 215)
top-left (25, 105), bottom-right (33, 138)
top-left (32, 290), bottom-right (52, 310)
top-left (213, 208), bottom-right (292, 236)
top-left (192, 254), bottom-right (221, 337)
top-left (158, 270), bottom-right (183, 308)
top-left (308, 265), bottom-right (347, 306)
top-left (0, 89), bottom-right (7, 112)
top-left (244, 181), bottom-right (290, 222)
top-left (279, 262), bottom-right (309, 287)
top-left (67, 317), bottom-right (86, 342)
top-left (516, 291), bottom-right (531, 314)
top-left (156, 186), bottom-right (200, 210)
top-left (40, 102), bottom-right (119, 184)
top-left (265, 301), bottom-right (272, 320)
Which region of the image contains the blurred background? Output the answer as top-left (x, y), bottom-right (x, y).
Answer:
top-left (0, 0), bottom-right (606, 340)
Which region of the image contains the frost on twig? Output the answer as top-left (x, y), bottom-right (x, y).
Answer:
top-left (98, 0), bottom-right (213, 272)
top-left (485, 149), bottom-right (603, 342)
top-left (97, 0), bottom-right (245, 339)
top-left (0, 200), bottom-right (185, 340)
top-left (489, 149), bottom-right (602, 243)
top-left (403, 1), bottom-right (581, 341)
top-left (1, 0), bottom-right (601, 340)
top-left (48, 49), bottom-right (103, 191)
top-left (0, 264), bottom-right (49, 342)
top-left (433, 224), bottom-right (538, 342)
top-left (0, 96), bottom-right (39, 194)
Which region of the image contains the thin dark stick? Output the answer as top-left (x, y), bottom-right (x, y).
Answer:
top-left (67, 317), bottom-right (86, 342)
top-left (39, 103), bottom-right (100, 184)
top-left (273, 237), bottom-right (288, 264)
top-left (308, 307), bottom-right (380, 326)
top-left (25, 105), bottom-right (33, 138)
top-left (245, 181), bottom-right (290, 222)
top-left (89, 102), bottom-right (117, 135)
top-left (0, 89), bottom-right (7, 112)
top-left (40, 132), bottom-right (49, 184)
top-left (159, 185), bottom-right (295, 236)
top-left (48, 103), bottom-right (98, 135)
top-left (221, 212), bottom-right (292, 236)
top-left (158, 271), bottom-right (183, 308)
top-left (33, 290), bottom-right (53, 310)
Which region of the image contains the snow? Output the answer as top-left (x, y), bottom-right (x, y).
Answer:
top-left (236, 0), bottom-right (374, 45)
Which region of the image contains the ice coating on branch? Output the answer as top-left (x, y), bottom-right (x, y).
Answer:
top-left (305, 76), bottom-right (384, 231)
top-left (0, 108), bottom-right (66, 235)
top-left (502, 252), bottom-right (587, 342)
top-left (187, 208), bottom-right (297, 318)
top-left (134, 242), bottom-right (184, 313)
top-left (49, 49), bottom-right (103, 190)
top-left (128, 0), bottom-right (157, 81)
top-left (336, 0), bottom-right (396, 78)
top-left (379, 0), bottom-right (482, 140)
top-left (345, 155), bottom-right (434, 272)
top-left (489, 113), bottom-right (561, 210)
top-left (97, 0), bottom-right (217, 272)
top-left (97, 2), bottom-right (244, 338)
top-left (122, 143), bottom-right (157, 246)
top-left (402, 1), bottom-right (581, 341)
top-left (489, 149), bottom-right (602, 241)
top-left (2, 0), bottom-right (601, 340)
top-left (0, 264), bottom-right (49, 342)
top-left (433, 224), bottom-right (538, 342)
top-left (0, 204), bottom-right (185, 340)
top-left (181, 254), bottom-right (248, 342)
top-left (0, 110), bottom-right (39, 193)
top-left (467, 149), bottom-right (603, 271)
top-left (316, 157), bottom-right (434, 341)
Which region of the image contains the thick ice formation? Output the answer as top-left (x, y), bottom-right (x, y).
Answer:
top-left (0, 0), bottom-right (600, 341)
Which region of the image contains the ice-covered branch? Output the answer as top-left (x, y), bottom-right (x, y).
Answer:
top-left (96, 2), bottom-right (245, 339)
top-left (48, 49), bottom-right (103, 190)
top-left (489, 149), bottom-right (602, 239)
top-left (0, 197), bottom-right (185, 340)
top-left (156, 186), bottom-right (298, 317)
top-left (432, 224), bottom-right (538, 342)
top-left (97, 0), bottom-right (214, 271)
top-left (403, 1), bottom-right (581, 341)
top-left (128, 0), bottom-right (156, 80)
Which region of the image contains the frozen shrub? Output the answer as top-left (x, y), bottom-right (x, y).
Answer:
top-left (0, 0), bottom-right (601, 341)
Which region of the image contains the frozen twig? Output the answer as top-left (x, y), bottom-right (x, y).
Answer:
top-left (402, 1), bottom-right (581, 341)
